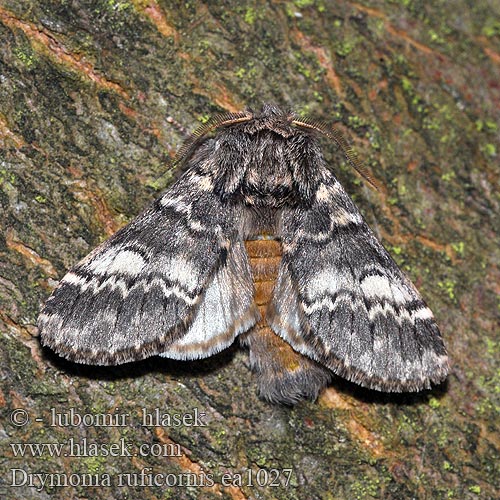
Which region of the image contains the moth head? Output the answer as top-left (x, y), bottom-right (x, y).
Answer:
top-left (240, 103), bottom-right (297, 137)
top-left (173, 103), bottom-right (378, 190)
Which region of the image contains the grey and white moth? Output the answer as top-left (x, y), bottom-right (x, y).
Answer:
top-left (38, 104), bottom-right (449, 404)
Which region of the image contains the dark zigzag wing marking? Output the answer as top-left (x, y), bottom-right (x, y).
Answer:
top-left (38, 168), bottom-right (257, 365)
top-left (269, 172), bottom-right (449, 392)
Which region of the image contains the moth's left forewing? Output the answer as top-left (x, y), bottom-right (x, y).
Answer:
top-left (269, 174), bottom-right (449, 392)
top-left (38, 169), bottom-right (259, 365)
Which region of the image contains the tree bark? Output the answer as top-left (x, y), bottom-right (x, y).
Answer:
top-left (1, 1), bottom-right (498, 499)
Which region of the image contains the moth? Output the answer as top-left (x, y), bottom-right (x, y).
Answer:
top-left (38, 104), bottom-right (449, 404)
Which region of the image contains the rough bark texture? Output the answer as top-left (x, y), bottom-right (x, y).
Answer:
top-left (0, 1), bottom-right (498, 499)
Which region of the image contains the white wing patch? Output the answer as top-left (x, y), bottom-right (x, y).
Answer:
top-left (160, 241), bottom-right (259, 360)
top-left (306, 269), bottom-right (353, 300)
top-left (157, 255), bottom-right (201, 293)
top-left (360, 274), bottom-right (393, 299)
top-left (85, 249), bottom-right (146, 276)
top-left (360, 274), bottom-right (413, 303)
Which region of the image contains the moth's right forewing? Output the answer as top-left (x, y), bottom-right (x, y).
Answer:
top-left (269, 174), bottom-right (449, 392)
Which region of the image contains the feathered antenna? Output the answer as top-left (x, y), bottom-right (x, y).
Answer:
top-left (172, 111), bottom-right (252, 168)
top-left (292, 117), bottom-right (379, 190)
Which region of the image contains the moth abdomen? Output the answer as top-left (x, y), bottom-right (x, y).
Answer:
top-left (241, 238), bottom-right (332, 404)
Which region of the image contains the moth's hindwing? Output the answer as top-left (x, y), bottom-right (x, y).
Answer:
top-left (38, 170), bottom-right (259, 365)
top-left (269, 173), bottom-right (449, 392)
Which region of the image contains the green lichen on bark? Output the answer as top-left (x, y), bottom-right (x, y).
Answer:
top-left (0, 1), bottom-right (498, 499)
